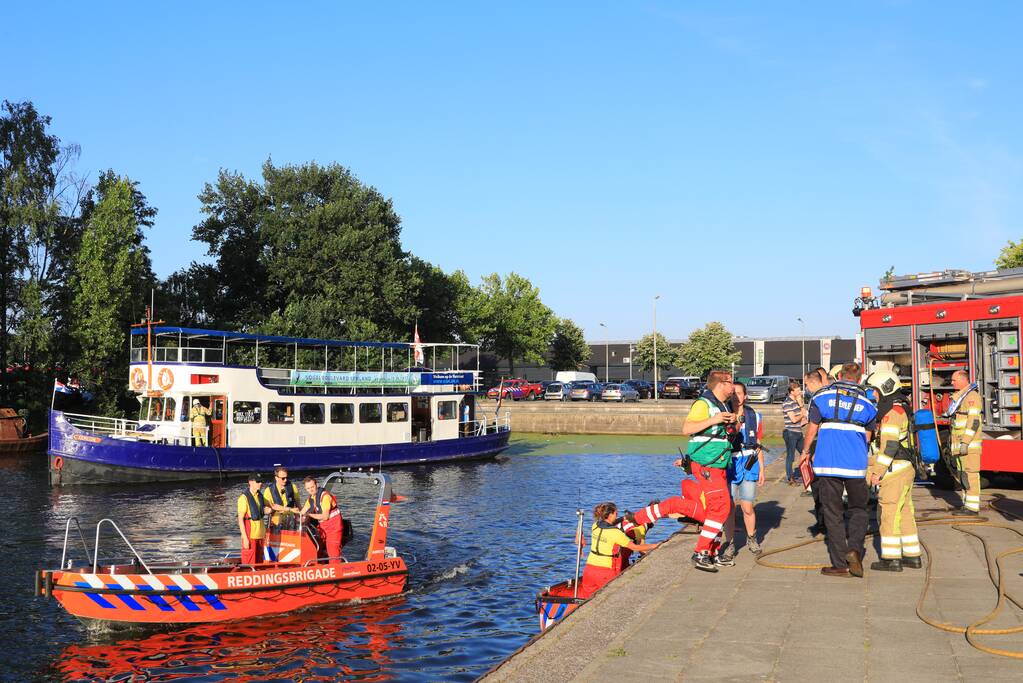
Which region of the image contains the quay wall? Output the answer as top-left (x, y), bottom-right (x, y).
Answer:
top-left (480, 399), bottom-right (787, 436)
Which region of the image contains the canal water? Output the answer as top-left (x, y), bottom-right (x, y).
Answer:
top-left (2, 436), bottom-right (698, 682)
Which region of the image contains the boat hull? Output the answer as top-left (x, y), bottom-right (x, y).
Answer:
top-left (47, 411), bottom-right (510, 485)
top-left (536, 580), bottom-right (587, 631)
top-left (0, 432), bottom-right (47, 456)
top-left (40, 558), bottom-right (408, 625)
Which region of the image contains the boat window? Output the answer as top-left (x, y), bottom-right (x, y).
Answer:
top-left (301, 403), bottom-right (325, 424)
top-left (138, 399), bottom-right (149, 422)
top-left (359, 403), bottom-right (382, 423)
top-left (180, 398), bottom-right (190, 421)
top-left (269, 402), bottom-right (295, 424)
top-left (437, 400), bottom-right (457, 420)
top-left (330, 403), bottom-right (354, 424)
top-left (164, 398), bottom-right (176, 421)
top-left (387, 402), bottom-right (409, 422)
top-left (234, 401), bottom-right (262, 424)
top-left (148, 398), bottom-right (164, 422)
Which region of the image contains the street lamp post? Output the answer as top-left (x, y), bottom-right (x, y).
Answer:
top-left (797, 317), bottom-right (805, 375)
top-left (600, 322), bottom-right (608, 383)
top-left (628, 344), bottom-right (634, 381)
top-left (653, 295), bottom-right (661, 401)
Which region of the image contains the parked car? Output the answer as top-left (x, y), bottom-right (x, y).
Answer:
top-left (486, 378), bottom-right (543, 401)
top-left (675, 376), bottom-right (703, 399)
top-left (570, 380), bottom-right (603, 401)
top-left (554, 371), bottom-right (598, 384)
top-left (745, 375), bottom-right (791, 403)
top-left (622, 379), bottom-right (653, 399)
top-left (602, 383), bottom-right (640, 402)
top-left (544, 381), bottom-right (572, 401)
top-left (661, 377), bottom-right (686, 399)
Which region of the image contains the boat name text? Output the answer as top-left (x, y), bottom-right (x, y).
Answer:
top-left (226, 566), bottom-right (337, 588)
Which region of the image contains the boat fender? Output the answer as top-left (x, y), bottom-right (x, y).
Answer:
top-left (52, 456), bottom-right (63, 470)
top-left (913, 409), bottom-right (941, 465)
top-left (34, 570), bottom-right (40, 597)
top-left (43, 571), bottom-right (53, 599)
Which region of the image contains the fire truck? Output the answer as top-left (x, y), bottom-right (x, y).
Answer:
top-left (854, 268), bottom-right (1023, 478)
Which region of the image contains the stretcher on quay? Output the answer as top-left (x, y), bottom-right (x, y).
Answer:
top-left (34, 471), bottom-right (408, 627)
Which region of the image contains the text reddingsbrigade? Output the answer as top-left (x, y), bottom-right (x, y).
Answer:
top-left (226, 566), bottom-right (337, 588)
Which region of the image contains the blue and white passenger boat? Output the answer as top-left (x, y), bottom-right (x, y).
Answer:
top-left (48, 319), bottom-right (510, 485)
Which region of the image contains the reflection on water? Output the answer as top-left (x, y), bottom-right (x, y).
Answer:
top-left (2, 436), bottom-right (691, 681)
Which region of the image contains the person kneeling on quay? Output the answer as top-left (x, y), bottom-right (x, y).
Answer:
top-left (579, 502), bottom-right (659, 597)
top-left (301, 476), bottom-right (345, 562)
top-left (238, 473), bottom-right (269, 566)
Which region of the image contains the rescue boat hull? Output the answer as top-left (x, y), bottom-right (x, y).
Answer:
top-left (40, 559), bottom-right (408, 626)
top-left (48, 410), bottom-right (510, 485)
top-left (536, 580), bottom-right (587, 631)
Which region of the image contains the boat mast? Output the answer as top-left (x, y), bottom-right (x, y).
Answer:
top-left (130, 303), bottom-right (164, 396)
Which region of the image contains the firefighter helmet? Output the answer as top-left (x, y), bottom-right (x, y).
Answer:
top-left (866, 370), bottom-right (900, 397)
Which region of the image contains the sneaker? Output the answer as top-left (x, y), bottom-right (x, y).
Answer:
top-left (747, 539), bottom-right (762, 555)
top-left (691, 551), bottom-right (719, 573)
top-left (714, 548), bottom-right (736, 567)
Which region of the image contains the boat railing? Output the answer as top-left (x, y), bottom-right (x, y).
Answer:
top-left (468, 413), bottom-right (511, 436)
top-left (130, 347), bottom-right (224, 364)
top-left (93, 518), bottom-right (152, 574)
top-left (60, 517), bottom-right (94, 569)
top-left (62, 412), bottom-right (142, 437)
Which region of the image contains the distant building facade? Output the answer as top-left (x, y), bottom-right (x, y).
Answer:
top-left (475, 336), bottom-right (860, 385)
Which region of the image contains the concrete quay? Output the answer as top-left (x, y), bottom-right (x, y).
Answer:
top-left (483, 465), bottom-right (1023, 682)
top-left (485, 399), bottom-right (786, 436)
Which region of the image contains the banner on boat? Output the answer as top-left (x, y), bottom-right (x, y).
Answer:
top-left (419, 371), bottom-right (474, 385)
top-left (290, 370), bottom-right (418, 387)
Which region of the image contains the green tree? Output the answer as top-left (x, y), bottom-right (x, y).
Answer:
top-left (996, 240), bottom-right (1023, 270)
top-left (548, 318), bottom-right (589, 371)
top-left (70, 175), bottom-right (152, 414)
top-left (0, 100), bottom-right (60, 401)
top-left (633, 332), bottom-right (682, 374)
top-left (459, 272), bottom-right (555, 374)
top-left (678, 322), bottom-right (741, 377)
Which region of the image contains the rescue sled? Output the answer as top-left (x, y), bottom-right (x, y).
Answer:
top-left (34, 471), bottom-right (408, 626)
top-left (536, 579), bottom-right (587, 631)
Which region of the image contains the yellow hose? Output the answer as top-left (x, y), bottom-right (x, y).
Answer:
top-left (755, 498), bottom-right (1023, 659)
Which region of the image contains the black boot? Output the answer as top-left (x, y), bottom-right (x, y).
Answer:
top-left (951, 507), bottom-right (979, 516)
top-left (870, 558), bottom-right (903, 572)
top-left (902, 556), bottom-right (922, 569)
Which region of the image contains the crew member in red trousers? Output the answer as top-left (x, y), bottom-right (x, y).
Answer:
top-left (629, 478), bottom-right (707, 527)
top-left (301, 476), bottom-right (344, 561)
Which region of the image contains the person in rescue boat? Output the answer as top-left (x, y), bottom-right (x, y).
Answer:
top-left (263, 466), bottom-right (301, 532)
top-left (190, 399), bottom-right (212, 447)
top-left (947, 370), bottom-right (984, 515)
top-left (865, 371), bottom-right (922, 572)
top-left (300, 476), bottom-right (344, 562)
top-left (579, 502), bottom-right (659, 596)
top-left (800, 362), bottom-right (877, 578)
top-left (682, 369), bottom-right (737, 572)
top-left (238, 473), bottom-right (269, 565)
top-left (723, 382), bottom-right (766, 556)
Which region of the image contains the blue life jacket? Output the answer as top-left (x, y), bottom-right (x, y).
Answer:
top-left (729, 405), bottom-right (762, 483)
top-left (811, 380), bottom-right (878, 478)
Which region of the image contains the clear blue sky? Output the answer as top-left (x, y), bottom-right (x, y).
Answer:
top-left (5, 2), bottom-right (1022, 342)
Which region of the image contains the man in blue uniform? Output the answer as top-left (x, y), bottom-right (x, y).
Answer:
top-left (799, 362), bottom-right (877, 577)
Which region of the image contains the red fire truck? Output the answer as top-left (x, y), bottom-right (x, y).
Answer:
top-left (854, 268), bottom-right (1023, 477)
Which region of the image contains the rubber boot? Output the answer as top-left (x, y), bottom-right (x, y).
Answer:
top-left (869, 558), bottom-right (903, 572)
top-left (902, 556), bottom-right (922, 569)
top-left (951, 507), bottom-right (978, 516)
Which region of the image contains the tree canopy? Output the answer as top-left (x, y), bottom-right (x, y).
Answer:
top-left (678, 322), bottom-right (741, 377)
top-left (996, 240), bottom-right (1023, 270)
top-left (548, 318), bottom-right (589, 371)
top-left (633, 332), bottom-right (681, 374)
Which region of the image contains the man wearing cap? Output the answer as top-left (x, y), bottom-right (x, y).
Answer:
top-left (190, 398), bottom-right (212, 447)
top-left (238, 473), bottom-right (269, 565)
top-left (263, 466), bottom-right (301, 531)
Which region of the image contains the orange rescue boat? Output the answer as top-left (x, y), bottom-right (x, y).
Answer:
top-left (35, 471), bottom-right (408, 626)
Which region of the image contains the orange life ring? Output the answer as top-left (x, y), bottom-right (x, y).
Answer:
top-left (53, 456), bottom-right (63, 470)
top-left (130, 367), bottom-right (145, 391)
top-left (158, 368), bottom-right (174, 391)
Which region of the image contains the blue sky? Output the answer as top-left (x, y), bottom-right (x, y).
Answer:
top-left (5, 2), bottom-right (1022, 342)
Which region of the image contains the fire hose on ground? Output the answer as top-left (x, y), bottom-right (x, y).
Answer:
top-left (754, 497), bottom-right (1023, 660)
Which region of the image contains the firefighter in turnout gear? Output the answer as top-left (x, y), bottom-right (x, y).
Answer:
top-left (948, 370), bottom-right (983, 515)
top-left (190, 399), bottom-right (212, 447)
top-left (866, 371), bottom-right (922, 571)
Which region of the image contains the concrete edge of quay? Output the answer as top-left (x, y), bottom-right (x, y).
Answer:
top-left (480, 460), bottom-right (1023, 682)
top-left (485, 400), bottom-right (787, 436)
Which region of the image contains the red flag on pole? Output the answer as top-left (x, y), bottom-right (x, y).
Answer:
top-left (413, 324), bottom-right (425, 366)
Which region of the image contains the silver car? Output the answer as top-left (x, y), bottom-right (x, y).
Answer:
top-left (745, 375), bottom-right (790, 403)
top-left (544, 382), bottom-right (571, 401)
top-left (601, 383), bottom-right (639, 402)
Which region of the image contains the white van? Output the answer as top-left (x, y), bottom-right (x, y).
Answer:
top-left (554, 371), bottom-right (598, 384)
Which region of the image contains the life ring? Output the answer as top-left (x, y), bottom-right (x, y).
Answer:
top-left (158, 368), bottom-right (174, 391)
top-left (130, 367), bottom-right (145, 391)
top-left (52, 456), bottom-right (63, 470)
